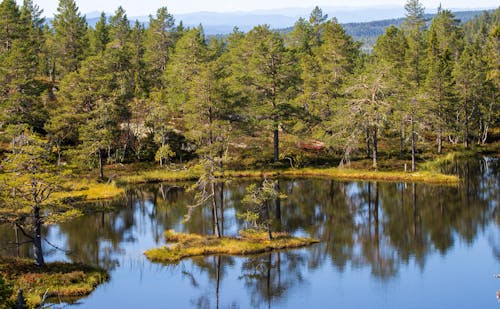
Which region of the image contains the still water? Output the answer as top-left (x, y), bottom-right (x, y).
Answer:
top-left (1, 157), bottom-right (500, 308)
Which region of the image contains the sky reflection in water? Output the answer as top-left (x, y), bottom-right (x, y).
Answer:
top-left (1, 158), bottom-right (499, 308)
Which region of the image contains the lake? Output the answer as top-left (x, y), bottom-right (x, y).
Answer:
top-left (1, 157), bottom-right (499, 308)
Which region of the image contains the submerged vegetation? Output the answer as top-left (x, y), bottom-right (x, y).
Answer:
top-left (145, 230), bottom-right (319, 264)
top-left (0, 257), bottom-right (108, 308)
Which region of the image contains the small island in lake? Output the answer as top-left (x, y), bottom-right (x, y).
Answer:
top-left (145, 230), bottom-right (319, 264)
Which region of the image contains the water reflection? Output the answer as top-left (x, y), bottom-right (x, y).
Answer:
top-left (0, 157), bottom-right (499, 307)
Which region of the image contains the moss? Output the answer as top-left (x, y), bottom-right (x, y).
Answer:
top-left (145, 229), bottom-right (319, 264)
top-left (279, 168), bottom-right (459, 184)
top-left (117, 168), bottom-right (200, 185)
top-left (118, 166), bottom-right (458, 186)
top-left (0, 257), bottom-right (109, 308)
top-left (53, 180), bottom-right (125, 202)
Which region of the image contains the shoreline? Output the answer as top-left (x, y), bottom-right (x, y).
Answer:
top-left (58, 166), bottom-right (459, 202)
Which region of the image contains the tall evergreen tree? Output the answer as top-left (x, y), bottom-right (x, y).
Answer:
top-left (144, 6), bottom-right (176, 91)
top-left (374, 26), bottom-right (408, 159)
top-left (453, 41), bottom-right (487, 148)
top-left (230, 25), bottom-right (298, 162)
top-left (90, 12), bottom-right (109, 55)
top-left (424, 8), bottom-right (459, 153)
top-left (403, 0), bottom-right (427, 171)
top-left (52, 0), bottom-right (88, 78)
top-left (298, 19), bottom-right (359, 148)
top-left (0, 0), bottom-right (46, 130)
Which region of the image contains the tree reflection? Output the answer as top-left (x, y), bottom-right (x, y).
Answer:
top-left (239, 252), bottom-right (307, 308)
top-left (0, 157), bottom-right (497, 290)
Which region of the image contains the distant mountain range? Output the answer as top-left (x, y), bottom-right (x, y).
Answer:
top-left (84, 6), bottom-right (495, 35)
top-left (82, 6), bottom-right (494, 52)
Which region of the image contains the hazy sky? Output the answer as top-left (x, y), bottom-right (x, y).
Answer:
top-left (25, 0), bottom-right (499, 16)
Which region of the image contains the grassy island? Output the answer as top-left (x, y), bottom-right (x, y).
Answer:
top-left (0, 258), bottom-right (109, 308)
top-left (144, 230), bottom-right (319, 264)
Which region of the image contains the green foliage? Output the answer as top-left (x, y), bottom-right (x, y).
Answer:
top-left (0, 127), bottom-right (64, 213)
top-left (0, 0), bottom-right (498, 181)
top-left (0, 127), bottom-right (80, 265)
top-left (240, 179), bottom-right (286, 235)
top-left (52, 0), bottom-right (88, 78)
top-left (155, 144), bottom-right (175, 166)
top-left (0, 274), bottom-right (13, 309)
top-left (144, 6), bottom-right (176, 90)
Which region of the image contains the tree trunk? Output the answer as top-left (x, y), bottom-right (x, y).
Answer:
top-left (215, 256), bottom-right (221, 309)
top-left (211, 182), bottom-right (221, 238)
top-left (411, 110), bottom-right (416, 172)
top-left (98, 149), bottom-right (104, 179)
top-left (372, 127), bottom-right (378, 170)
top-left (366, 126), bottom-right (371, 159)
top-left (412, 183), bottom-right (418, 237)
top-left (464, 98), bottom-right (469, 149)
top-left (17, 289), bottom-right (25, 309)
top-left (219, 182), bottom-right (225, 236)
top-left (437, 125), bottom-right (443, 154)
top-left (374, 182), bottom-right (379, 246)
top-left (274, 181), bottom-right (282, 232)
top-left (265, 200), bottom-right (273, 240)
top-left (400, 119), bottom-right (405, 159)
top-left (122, 122), bottom-right (131, 162)
top-left (57, 142), bottom-right (62, 166)
top-left (273, 126), bottom-right (279, 162)
top-left (33, 206), bottom-right (45, 267)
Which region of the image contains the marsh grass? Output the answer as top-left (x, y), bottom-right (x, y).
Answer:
top-left (144, 229), bottom-right (319, 263)
top-left (120, 166), bottom-right (459, 186)
top-left (53, 180), bottom-right (125, 202)
top-left (55, 155), bottom-right (461, 204)
top-left (0, 257), bottom-right (108, 308)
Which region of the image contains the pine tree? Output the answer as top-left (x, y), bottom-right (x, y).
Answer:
top-left (229, 25), bottom-right (298, 162)
top-left (453, 41), bottom-right (487, 148)
top-left (0, 0), bottom-right (46, 130)
top-left (144, 6), bottom-right (176, 91)
top-left (288, 17), bottom-right (314, 54)
top-left (0, 127), bottom-right (76, 266)
top-left (90, 12), bottom-right (109, 55)
top-left (52, 0), bottom-right (88, 78)
top-left (130, 20), bottom-right (147, 98)
top-left (403, 0), bottom-right (427, 171)
top-left (298, 19), bottom-right (359, 149)
top-left (374, 26), bottom-right (408, 159)
top-left (347, 60), bottom-right (391, 169)
top-left (424, 8), bottom-right (459, 153)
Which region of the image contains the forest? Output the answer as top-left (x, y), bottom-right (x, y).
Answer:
top-left (0, 0), bottom-right (499, 306)
top-left (0, 0), bottom-right (498, 177)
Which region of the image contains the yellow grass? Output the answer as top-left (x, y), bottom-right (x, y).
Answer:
top-left (144, 230), bottom-right (319, 263)
top-left (53, 180), bottom-right (125, 202)
top-left (118, 168), bottom-right (199, 184)
top-left (118, 166), bottom-right (458, 185)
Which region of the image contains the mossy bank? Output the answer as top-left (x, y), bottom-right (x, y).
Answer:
top-left (0, 258), bottom-right (109, 308)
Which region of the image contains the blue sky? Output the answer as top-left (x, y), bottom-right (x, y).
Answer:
top-left (24, 0), bottom-right (499, 16)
